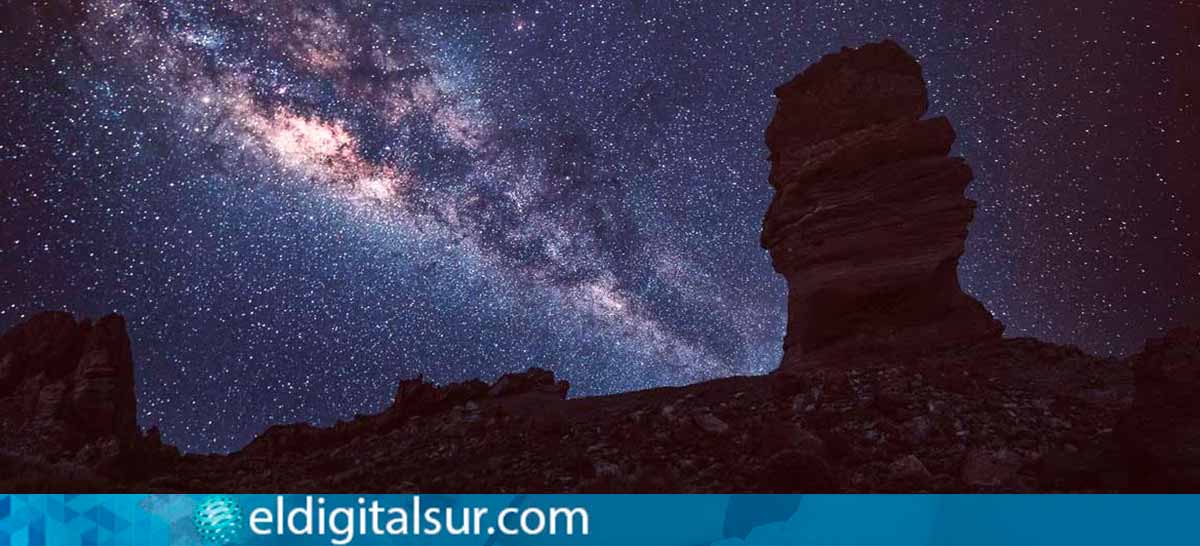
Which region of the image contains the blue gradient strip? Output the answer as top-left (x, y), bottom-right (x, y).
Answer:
top-left (1, 494), bottom-right (1198, 545)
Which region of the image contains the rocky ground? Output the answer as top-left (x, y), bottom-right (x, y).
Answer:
top-left (180, 335), bottom-right (1137, 493)
top-left (1, 311), bottom-right (1197, 492)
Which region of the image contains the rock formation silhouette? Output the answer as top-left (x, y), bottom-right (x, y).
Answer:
top-left (0, 312), bottom-right (175, 485)
top-left (0, 312), bottom-right (138, 454)
top-left (762, 40), bottom-right (1002, 370)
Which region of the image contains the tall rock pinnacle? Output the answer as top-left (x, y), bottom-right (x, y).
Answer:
top-left (762, 40), bottom-right (1002, 370)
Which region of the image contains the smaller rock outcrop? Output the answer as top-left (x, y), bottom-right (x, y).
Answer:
top-left (1120, 327), bottom-right (1200, 490)
top-left (0, 312), bottom-right (139, 455)
top-left (761, 40), bottom-right (1002, 369)
top-left (0, 311), bottom-right (178, 487)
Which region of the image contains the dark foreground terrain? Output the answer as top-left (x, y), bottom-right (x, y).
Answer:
top-left (3, 41), bottom-right (1198, 492)
top-left (2, 311), bottom-right (1198, 492)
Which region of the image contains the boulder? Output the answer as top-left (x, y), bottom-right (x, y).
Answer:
top-left (886, 454), bottom-right (933, 490)
top-left (961, 447), bottom-right (1023, 489)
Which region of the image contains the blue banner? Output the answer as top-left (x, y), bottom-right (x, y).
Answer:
top-left (1, 494), bottom-right (1197, 545)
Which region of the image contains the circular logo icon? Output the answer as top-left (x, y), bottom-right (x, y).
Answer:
top-left (193, 495), bottom-right (243, 545)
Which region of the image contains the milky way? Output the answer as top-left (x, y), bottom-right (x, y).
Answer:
top-left (2, 1), bottom-right (1196, 451)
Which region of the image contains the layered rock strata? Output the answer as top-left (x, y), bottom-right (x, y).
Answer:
top-left (762, 40), bottom-right (1002, 369)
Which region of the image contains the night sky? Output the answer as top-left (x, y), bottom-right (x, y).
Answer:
top-left (2, 1), bottom-right (1196, 452)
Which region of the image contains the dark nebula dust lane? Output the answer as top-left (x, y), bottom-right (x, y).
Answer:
top-left (1, 0), bottom-right (1196, 452)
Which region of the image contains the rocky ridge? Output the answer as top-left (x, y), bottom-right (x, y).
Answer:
top-left (0, 319), bottom-right (1176, 492)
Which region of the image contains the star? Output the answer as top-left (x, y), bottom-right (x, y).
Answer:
top-left (0, 0), bottom-right (1194, 452)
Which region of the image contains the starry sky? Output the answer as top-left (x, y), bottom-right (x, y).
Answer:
top-left (1, 0), bottom-right (1197, 452)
